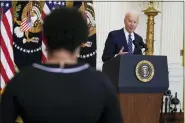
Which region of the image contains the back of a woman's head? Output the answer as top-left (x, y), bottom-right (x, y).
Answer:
top-left (43, 7), bottom-right (88, 53)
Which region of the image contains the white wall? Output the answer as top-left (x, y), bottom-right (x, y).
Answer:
top-left (93, 1), bottom-right (184, 110)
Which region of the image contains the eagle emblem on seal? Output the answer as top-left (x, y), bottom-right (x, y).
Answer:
top-left (135, 60), bottom-right (155, 83)
top-left (13, 1), bottom-right (42, 44)
top-left (80, 1), bottom-right (96, 48)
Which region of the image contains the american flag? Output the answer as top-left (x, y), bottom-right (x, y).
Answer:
top-left (20, 2), bottom-right (34, 32)
top-left (0, 1), bottom-right (15, 92)
top-left (20, 16), bottom-right (31, 32)
top-left (41, 1), bottom-right (66, 63)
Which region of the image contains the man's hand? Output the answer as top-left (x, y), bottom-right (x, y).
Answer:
top-left (118, 47), bottom-right (128, 55)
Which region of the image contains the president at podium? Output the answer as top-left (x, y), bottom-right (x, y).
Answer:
top-left (102, 55), bottom-right (169, 123)
top-left (102, 11), bottom-right (147, 63)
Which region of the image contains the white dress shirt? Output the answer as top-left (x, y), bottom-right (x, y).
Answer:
top-left (114, 28), bottom-right (136, 57)
top-left (124, 28), bottom-right (135, 53)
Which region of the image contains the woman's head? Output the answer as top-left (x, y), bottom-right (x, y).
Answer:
top-left (43, 7), bottom-right (88, 58)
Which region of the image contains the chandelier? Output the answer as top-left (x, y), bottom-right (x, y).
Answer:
top-left (139, 0), bottom-right (161, 12)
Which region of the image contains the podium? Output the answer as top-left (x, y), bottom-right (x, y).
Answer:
top-left (102, 55), bottom-right (169, 123)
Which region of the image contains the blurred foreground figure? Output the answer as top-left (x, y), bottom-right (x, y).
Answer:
top-left (0, 7), bottom-right (122, 123)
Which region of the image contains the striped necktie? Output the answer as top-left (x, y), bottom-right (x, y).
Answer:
top-left (128, 34), bottom-right (132, 54)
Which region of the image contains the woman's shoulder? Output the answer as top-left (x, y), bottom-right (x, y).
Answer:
top-left (85, 67), bottom-right (110, 81)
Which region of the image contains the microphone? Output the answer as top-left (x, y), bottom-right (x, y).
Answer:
top-left (133, 40), bottom-right (148, 52)
top-left (140, 41), bottom-right (148, 51)
top-left (133, 40), bottom-right (141, 50)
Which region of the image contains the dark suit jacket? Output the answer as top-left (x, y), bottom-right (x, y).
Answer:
top-left (102, 28), bottom-right (144, 62)
top-left (0, 63), bottom-right (122, 123)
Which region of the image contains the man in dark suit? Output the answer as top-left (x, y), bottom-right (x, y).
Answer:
top-left (102, 12), bottom-right (145, 62)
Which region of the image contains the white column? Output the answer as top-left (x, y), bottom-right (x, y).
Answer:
top-left (160, 2), bottom-right (184, 110)
top-left (160, 2), bottom-right (183, 63)
top-left (93, 2), bottom-right (111, 70)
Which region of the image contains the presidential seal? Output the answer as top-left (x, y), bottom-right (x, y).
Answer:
top-left (135, 60), bottom-right (155, 82)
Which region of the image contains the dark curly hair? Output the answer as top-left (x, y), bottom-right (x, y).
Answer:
top-left (43, 7), bottom-right (88, 53)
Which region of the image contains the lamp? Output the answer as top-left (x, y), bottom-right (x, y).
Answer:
top-left (141, 0), bottom-right (161, 55)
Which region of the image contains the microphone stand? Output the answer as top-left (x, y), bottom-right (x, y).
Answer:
top-left (169, 95), bottom-right (172, 113)
top-left (133, 40), bottom-right (148, 54)
top-left (169, 92), bottom-right (180, 123)
top-left (164, 96), bottom-right (168, 123)
top-left (162, 90), bottom-right (171, 123)
top-left (159, 96), bottom-right (164, 123)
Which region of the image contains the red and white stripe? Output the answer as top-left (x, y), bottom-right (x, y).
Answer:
top-left (20, 18), bottom-right (31, 31)
top-left (41, 3), bottom-right (51, 63)
top-left (0, 7), bottom-right (15, 91)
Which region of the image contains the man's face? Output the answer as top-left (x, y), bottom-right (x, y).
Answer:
top-left (124, 14), bottom-right (138, 33)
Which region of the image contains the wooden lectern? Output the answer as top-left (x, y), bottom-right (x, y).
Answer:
top-left (102, 55), bottom-right (169, 123)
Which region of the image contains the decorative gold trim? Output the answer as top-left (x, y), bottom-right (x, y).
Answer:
top-left (142, 2), bottom-right (160, 55)
top-left (66, 1), bottom-right (74, 8)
